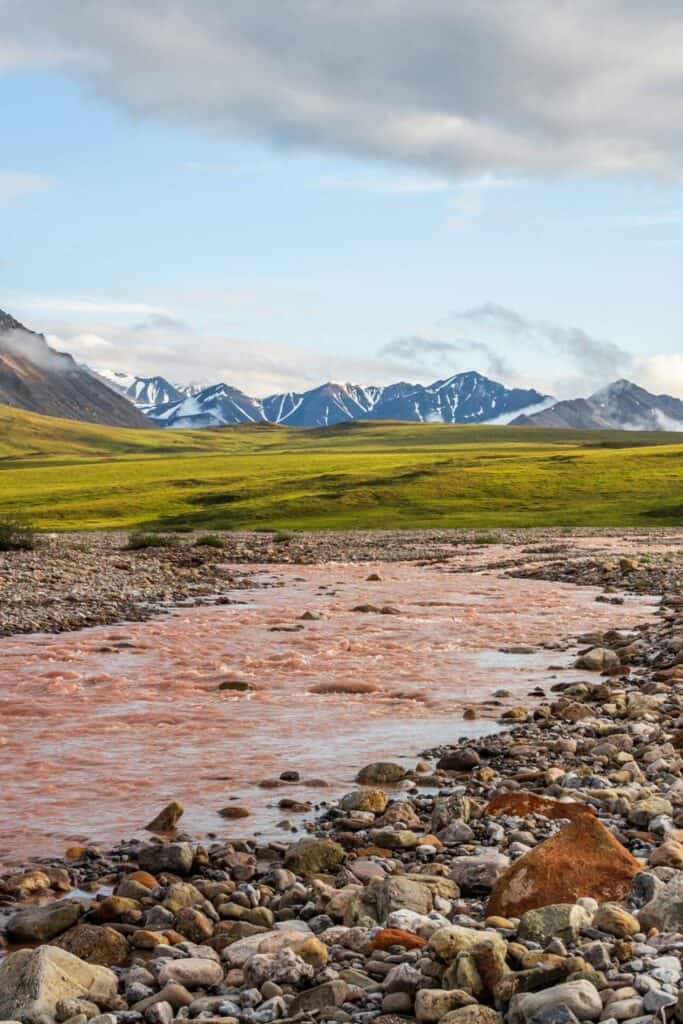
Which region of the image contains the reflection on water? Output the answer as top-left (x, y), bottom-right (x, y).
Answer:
top-left (0, 559), bottom-right (657, 866)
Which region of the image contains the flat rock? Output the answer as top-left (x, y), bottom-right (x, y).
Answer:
top-left (0, 946), bottom-right (118, 1021)
top-left (6, 900), bottom-right (83, 943)
top-left (485, 792), bottom-right (595, 822)
top-left (510, 981), bottom-right (602, 1024)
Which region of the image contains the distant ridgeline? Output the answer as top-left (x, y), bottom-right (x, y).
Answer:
top-left (2, 308), bottom-right (683, 431)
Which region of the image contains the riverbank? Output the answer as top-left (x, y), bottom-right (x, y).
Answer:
top-left (1, 545), bottom-right (682, 1022)
top-left (1, 527), bottom-right (682, 636)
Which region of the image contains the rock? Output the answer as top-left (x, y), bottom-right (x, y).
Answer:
top-left (628, 795), bottom-right (673, 827)
top-left (437, 748), bottom-right (480, 771)
top-left (649, 839), bottom-right (683, 868)
top-left (219, 805), bottom-right (250, 819)
top-left (157, 957), bottom-right (223, 989)
top-left (0, 947), bottom-right (118, 1021)
top-left (138, 842), bottom-right (194, 876)
top-left (431, 793), bottom-right (472, 831)
top-left (145, 801), bottom-right (184, 832)
top-left (284, 837), bottom-right (345, 876)
top-left (357, 762), bottom-right (407, 784)
top-left (6, 900), bottom-right (83, 943)
top-left (441, 1008), bottom-right (503, 1024)
top-left (485, 792), bottom-right (595, 822)
top-left (592, 903), bottom-right (638, 937)
top-left (575, 648), bottom-right (619, 671)
top-left (450, 852), bottom-right (510, 893)
top-left (371, 928), bottom-right (427, 951)
top-left (373, 875), bottom-right (433, 920)
top-left (340, 789), bottom-right (388, 813)
top-left (429, 926), bottom-right (505, 962)
top-left (243, 948), bottom-right (314, 988)
top-left (175, 907), bottom-right (214, 943)
top-left (290, 981), bottom-right (349, 1015)
top-left (54, 924), bottom-right (129, 966)
top-left (487, 816), bottom-right (640, 918)
top-left (415, 989), bottom-right (477, 1023)
top-left (639, 871), bottom-right (683, 931)
top-left (518, 905), bottom-right (591, 946)
top-left (510, 981), bottom-right (602, 1024)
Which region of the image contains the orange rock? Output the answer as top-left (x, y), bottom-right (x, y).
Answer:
top-left (65, 845), bottom-right (87, 859)
top-left (487, 816), bottom-right (639, 918)
top-left (355, 846), bottom-right (393, 858)
top-left (485, 791), bottom-right (596, 822)
top-left (372, 928), bottom-right (427, 951)
top-left (128, 870), bottom-right (158, 889)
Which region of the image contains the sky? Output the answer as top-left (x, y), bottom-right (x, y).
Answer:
top-left (3, 1), bottom-right (683, 399)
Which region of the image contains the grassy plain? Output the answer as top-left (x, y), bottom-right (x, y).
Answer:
top-left (0, 405), bottom-right (682, 530)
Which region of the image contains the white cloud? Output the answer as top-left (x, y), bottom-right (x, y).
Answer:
top-left (5, 3), bottom-right (683, 180)
top-left (18, 298), bottom-right (171, 316)
top-left (0, 171), bottom-right (55, 205)
top-left (637, 354), bottom-right (683, 397)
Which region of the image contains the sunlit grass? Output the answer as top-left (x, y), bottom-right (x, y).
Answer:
top-left (1, 406), bottom-right (682, 529)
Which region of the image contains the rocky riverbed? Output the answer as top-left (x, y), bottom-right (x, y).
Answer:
top-left (1, 528), bottom-right (682, 637)
top-left (2, 535), bottom-right (683, 1024)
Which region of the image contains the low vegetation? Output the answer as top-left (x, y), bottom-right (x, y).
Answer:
top-left (124, 531), bottom-right (179, 551)
top-left (0, 516), bottom-right (36, 552)
top-left (1, 406), bottom-right (683, 529)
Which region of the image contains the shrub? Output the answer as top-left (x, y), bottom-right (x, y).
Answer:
top-left (195, 534), bottom-right (224, 549)
top-left (124, 532), bottom-right (179, 551)
top-left (0, 517), bottom-right (37, 552)
top-left (472, 532), bottom-right (500, 545)
top-left (273, 530), bottom-right (294, 543)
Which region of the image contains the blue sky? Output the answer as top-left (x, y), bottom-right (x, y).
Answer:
top-left (3, 2), bottom-right (683, 398)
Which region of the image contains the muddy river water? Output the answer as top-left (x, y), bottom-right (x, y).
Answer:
top-left (0, 556), bottom-right (658, 867)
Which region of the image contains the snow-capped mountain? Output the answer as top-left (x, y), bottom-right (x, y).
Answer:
top-left (512, 380), bottom-right (683, 431)
top-left (92, 368), bottom-right (189, 411)
top-left (138, 371), bottom-right (551, 429)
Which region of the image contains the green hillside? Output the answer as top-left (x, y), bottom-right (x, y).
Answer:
top-left (1, 405), bottom-right (682, 529)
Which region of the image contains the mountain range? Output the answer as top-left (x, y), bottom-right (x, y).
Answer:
top-left (100, 371), bottom-right (553, 429)
top-left (3, 307), bottom-right (683, 433)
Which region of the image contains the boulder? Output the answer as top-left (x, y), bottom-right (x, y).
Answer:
top-left (284, 838), bottom-right (345, 876)
top-left (441, 1008), bottom-right (502, 1024)
top-left (510, 981), bottom-right (602, 1024)
top-left (339, 789), bottom-right (388, 813)
top-left (138, 842), bottom-right (194, 876)
top-left (429, 926), bottom-right (506, 962)
top-left (373, 875), bottom-right (433, 921)
top-left (451, 852), bottom-right (510, 893)
top-left (357, 762), bottom-right (406, 784)
top-left (54, 924), bottom-right (129, 966)
top-left (485, 792), bottom-right (595, 822)
top-left (592, 902), bottom-right (638, 938)
top-left (6, 900), bottom-right (83, 943)
top-left (487, 816), bottom-right (639, 918)
top-left (437, 748), bottom-right (480, 771)
top-left (290, 980), bottom-right (349, 1015)
top-left (0, 946), bottom-right (118, 1021)
top-left (639, 872), bottom-right (683, 932)
top-left (415, 989), bottom-right (477, 1023)
top-left (145, 800), bottom-right (184, 832)
top-left (518, 904), bottom-right (591, 946)
top-left (575, 648), bottom-right (619, 671)
top-left (628, 795), bottom-right (673, 828)
top-left (157, 957), bottom-right (223, 989)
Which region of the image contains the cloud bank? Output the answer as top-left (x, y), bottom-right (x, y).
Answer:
top-left (5, 2), bottom-right (683, 179)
